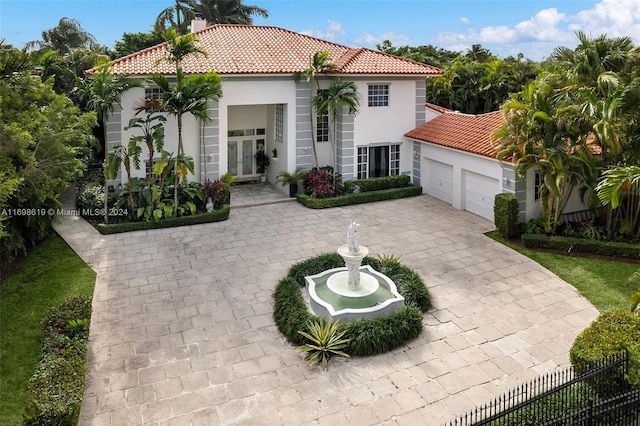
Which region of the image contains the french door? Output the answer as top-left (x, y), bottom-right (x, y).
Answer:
top-left (227, 128), bottom-right (265, 178)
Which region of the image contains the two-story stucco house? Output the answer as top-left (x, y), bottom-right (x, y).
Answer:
top-left (104, 23), bottom-right (442, 194)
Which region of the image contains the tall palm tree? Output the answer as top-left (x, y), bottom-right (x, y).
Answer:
top-left (74, 61), bottom-right (140, 156)
top-left (26, 17), bottom-right (97, 53)
top-left (155, 0), bottom-right (269, 34)
top-left (294, 51), bottom-right (337, 168)
top-left (493, 74), bottom-right (597, 233)
top-left (75, 61), bottom-right (140, 223)
top-left (155, 0), bottom-right (194, 35)
top-left (193, 0), bottom-right (268, 25)
top-left (312, 79), bottom-right (361, 178)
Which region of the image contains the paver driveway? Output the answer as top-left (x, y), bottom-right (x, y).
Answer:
top-left (53, 195), bottom-right (599, 425)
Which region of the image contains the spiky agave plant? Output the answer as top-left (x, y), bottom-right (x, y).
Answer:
top-left (297, 319), bottom-right (350, 370)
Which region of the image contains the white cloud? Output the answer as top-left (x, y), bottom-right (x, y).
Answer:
top-left (300, 20), bottom-right (345, 42)
top-left (570, 0), bottom-right (640, 40)
top-left (460, 17), bottom-right (470, 24)
top-left (354, 30), bottom-right (409, 47)
top-left (433, 0), bottom-right (640, 59)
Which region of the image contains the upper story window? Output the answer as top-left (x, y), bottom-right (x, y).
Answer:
top-left (368, 84), bottom-right (389, 107)
top-left (145, 87), bottom-right (162, 100)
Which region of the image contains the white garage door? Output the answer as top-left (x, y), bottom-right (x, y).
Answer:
top-left (424, 159), bottom-right (453, 204)
top-left (464, 170), bottom-right (500, 220)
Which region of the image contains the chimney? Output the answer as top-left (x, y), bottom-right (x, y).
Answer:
top-left (191, 14), bottom-right (206, 33)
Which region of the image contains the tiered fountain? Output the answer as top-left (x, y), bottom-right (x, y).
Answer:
top-left (304, 221), bottom-right (405, 322)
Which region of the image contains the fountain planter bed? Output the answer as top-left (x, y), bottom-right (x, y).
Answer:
top-left (274, 253), bottom-right (431, 356)
top-left (96, 205), bottom-right (230, 234)
top-left (296, 186), bottom-right (422, 209)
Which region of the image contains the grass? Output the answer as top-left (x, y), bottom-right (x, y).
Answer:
top-left (487, 231), bottom-right (640, 312)
top-left (0, 235), bottom-right (95, 425)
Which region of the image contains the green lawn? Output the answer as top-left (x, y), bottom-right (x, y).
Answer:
top-left (0, 235), bottom-right (95, 425)
top-left (487, 231), bottom-right (640, 312)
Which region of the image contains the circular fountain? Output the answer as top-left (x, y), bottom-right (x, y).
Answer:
top-left (304, 222), bottom-right (405, 322)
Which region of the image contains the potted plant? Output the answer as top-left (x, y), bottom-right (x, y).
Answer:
top-left (276, 167), bottom-right (308, 197)
top-left (220, 172), bottom-right (232, 204)
top-left (255, 150), bottom-right (271, 182)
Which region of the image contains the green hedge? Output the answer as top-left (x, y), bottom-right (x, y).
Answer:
top-left (96, 205), bottom-right (230, 234)
top-left (521, 233), bottom-right (640, 258)
top-left (343, 174), bottom-right (411, 193)
top-left (23, 297), bottom-right (92, 425)
top-left (494, 193), bottom-right (519, 239)
top-left (297, 186), bottom-right (422, 209)
top-left (570, 311), bottom-right (640, 397)
top-left (273, 253), bottom-right (430, 356)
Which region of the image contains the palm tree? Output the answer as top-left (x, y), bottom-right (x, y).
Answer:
top-left (596, 166), bottom-right (640, 238)
top-left (193, 0), bottom-right (268, 25)
top-left (155, 0), bottom-right (194, 35)
top-left (26, 17), bottom-right (97, 53)
top-left (125, 98), bottom-right (166, 184)
top-left (493, 74), bottom-right (597, 233)
top-left (294, 51), bottom-right (337, 168)
top-left (74, 61), bottom-right (141, 156)
top-left (155, 0), bottom-right (269, 34)
top-left (312, 79), bottom-right (361, 180)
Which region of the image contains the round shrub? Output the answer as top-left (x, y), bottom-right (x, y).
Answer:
top-left (570, 311), bottom-right (640, 396)
top-left (273, 253), bottom-right (430, 356)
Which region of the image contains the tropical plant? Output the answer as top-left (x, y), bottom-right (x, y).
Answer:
top-left (312, 79), bottom-right (361, 181)
top-left (154, 0), bottom-right (195, 35)
top-left (596, 166), bottom-right (640, 238)
top-left (297, 319), bottom-right (350, 370)
top-left (105, 144), bottom-right (140, 218)
top-left (254, 149), bottom-right (270, 174)
top-left (25, 17), bottom-right (97, 53)
top-left (74, 60), bottom-right (140, 157)
top-left (0, 43), bottom-right (95, 258)
top-left (192, 0), bottom-right (269, 25)
top-left (276, 167), bottom-right (307, 186)
top-left (294, 51), bottom-right (337, 167)
top-left (493, 72), bottom-right (598, 234)
top-left (151, 29), bottom-right (222, 214)
top-left (125, 98), bottom-right (166, 184)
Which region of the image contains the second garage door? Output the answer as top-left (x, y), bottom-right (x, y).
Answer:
top-left (463, 170), bottom-right (499, 220)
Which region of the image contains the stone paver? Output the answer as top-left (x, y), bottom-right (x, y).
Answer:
top-left (52, 188), bottom-right (599, 426)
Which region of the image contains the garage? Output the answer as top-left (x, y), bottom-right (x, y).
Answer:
top-left (463, 170), bottom-right (500, 220)
top-left (423, 158), bottom-right (453, 204)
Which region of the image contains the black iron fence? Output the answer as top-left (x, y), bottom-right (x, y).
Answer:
top-left (448, 354), bottom-right (640, 426)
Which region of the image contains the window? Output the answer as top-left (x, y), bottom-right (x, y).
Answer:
top-left (356, 144), bottom-right (400, 179)
top-left (534, 171), bottom-right (544, 201)
top-left (145, 87), bottom-right (161, 100)
top-left (317, 111), bottom-right (329, 143)
top-left (368, 84), bottom-right (389, 107)
top-left (275, 104), bottom-right (284, 143)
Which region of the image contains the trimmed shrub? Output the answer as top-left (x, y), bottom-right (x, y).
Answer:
top-left (521, 234), bottom-right (640, 258)
top-left (297, 186), bottom-right (422, 209)
top-left (570, 311), bottom-right (640, 397)
top-left (343, 174), bottom-right (411, 193)
top-left (494, 193), bottom-right (520, 238)
top-left (96, 205), bottom-right (230, 234)
top-left (273, 253), bottom-right (430, 356)
top-left (23, 297), bottom-right (92, 426)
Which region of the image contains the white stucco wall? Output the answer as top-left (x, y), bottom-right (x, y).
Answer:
top-left (524, 168), bottom-right (592, 221)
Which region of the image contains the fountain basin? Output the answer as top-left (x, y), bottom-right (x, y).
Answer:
top-left (305, 265), bottom-right (405, 322)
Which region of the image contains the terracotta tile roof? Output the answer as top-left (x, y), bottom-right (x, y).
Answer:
top-left (405, 110), bottom-right (504, 159)
top-left (105, 25), bottom-right (442, 76)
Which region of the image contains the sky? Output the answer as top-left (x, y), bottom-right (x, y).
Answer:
top-left (1, 0), bottom-right (639, 61)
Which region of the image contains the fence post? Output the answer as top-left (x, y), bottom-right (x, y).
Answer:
top-left (586, 399), bottom-right (593, 426)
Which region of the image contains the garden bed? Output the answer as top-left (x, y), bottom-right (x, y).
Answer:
top-left (95, 205), bottom-right (230, 234)
top-left (297, 185), bottom-right (422, 209)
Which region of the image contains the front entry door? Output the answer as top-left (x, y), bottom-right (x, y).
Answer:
top-left (227, 134), bottom-right (266, 178)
